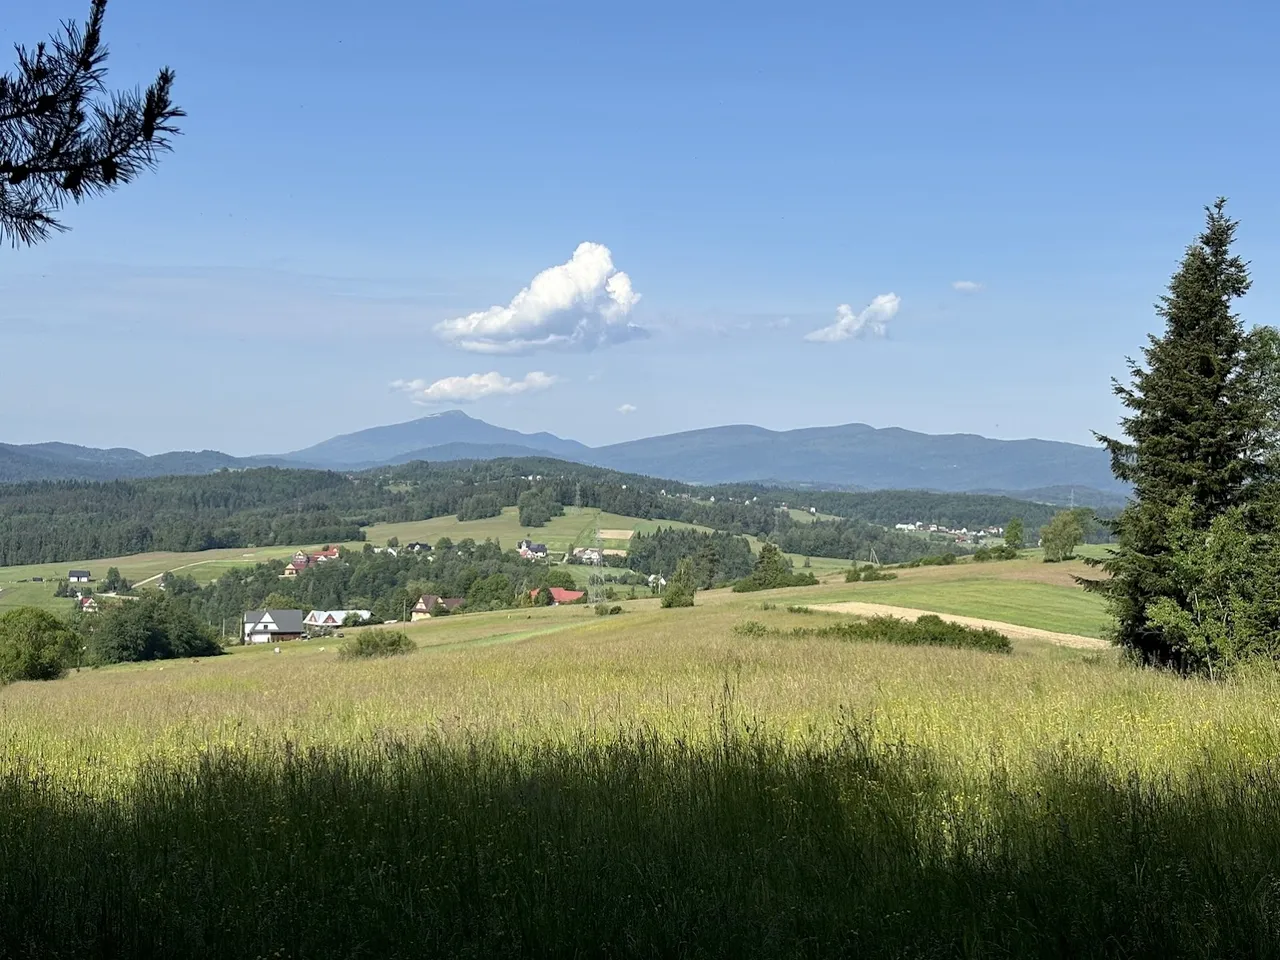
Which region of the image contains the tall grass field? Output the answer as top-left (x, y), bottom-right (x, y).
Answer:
top-left (5, 568), bottom-right (1280, 956)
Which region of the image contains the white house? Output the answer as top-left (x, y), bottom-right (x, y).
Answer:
top-left (303, 610), bottom-right (372, 629)
top-left (68, 569), bottom-right (92, 583)
top-left (518, 539), bottom-right (548, 560)
top-left (243, 610), bottom-right (305, 644)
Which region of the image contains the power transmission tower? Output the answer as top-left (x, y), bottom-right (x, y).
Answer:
top-left (868, 547), bottom-right (880, 567)
top-left (588, 527), bottom-right (605, 604)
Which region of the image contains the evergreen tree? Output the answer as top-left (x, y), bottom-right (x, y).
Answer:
top-left (1, 1), bottom-right (183, 247)
top-left (1087, 200), bottom-right (1275, 668)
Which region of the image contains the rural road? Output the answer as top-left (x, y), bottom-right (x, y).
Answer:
top-left (131, 558), bottom-right (225, 589)
top-left (811, 601), bottom-right (1110, 650)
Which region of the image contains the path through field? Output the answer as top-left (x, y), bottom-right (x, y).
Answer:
top-left (131, 558), bottom-right (225, 589)
top-left (812, 601), bottom-right (1109, 649)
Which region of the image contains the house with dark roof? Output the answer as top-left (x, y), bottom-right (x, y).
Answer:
top-left (518, 539), bottom-right (548, 560)
top-left (242, 610), bottom-right (306, 644)
top-left (410, 595), bottom-right (465, 621)
top-left (68, 570), bottom-right (92, 583)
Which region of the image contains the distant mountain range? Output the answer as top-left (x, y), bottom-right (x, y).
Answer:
top-left (0, 410), bottom-right (1126, 501)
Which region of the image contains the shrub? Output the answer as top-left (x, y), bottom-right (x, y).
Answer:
top-left (609, 605), bottom-right (623, 616)
top-left (786, 605), bottom-right (813, 615)
top-left (759, 602), bottom-right (776, 611)
top-left (732, 620), bottom-right (769, 637)
top-left (0, 607), bottom-right (78, 682)
top-left (846, 565), bottom-right (898, 582)
top-left (594, 603), bottom-right (625, 617)
top-left (973, 544), bottom-right (1020, 563)
top-left (806, 615), bottom-right (1011, 654)
top-left (899, 553), bottom-right (959, 569)
top-left (337, 629), bottom-right (417, 661)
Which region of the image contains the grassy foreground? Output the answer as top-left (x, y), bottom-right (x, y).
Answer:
top-left (5, 594), bottom-right (1280, 956)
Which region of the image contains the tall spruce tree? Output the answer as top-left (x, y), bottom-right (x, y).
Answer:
top-left (1088, 199), bottom-right (1274, 669)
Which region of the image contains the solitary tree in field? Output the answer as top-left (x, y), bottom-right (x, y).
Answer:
top-left (1040, 510), bottom-right (1083, 563)
top-left (0, 0), bottom-right (183, 247)
top-left (1085, 200), bottom-right (1280, 669)
top-left (1004, 517), bottom-right (1024, 552)
top-left (660, 558), bottom-right (697, 609)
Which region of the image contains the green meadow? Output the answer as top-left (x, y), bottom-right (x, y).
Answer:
top-left (8, 553), bottom-right (1280, 956)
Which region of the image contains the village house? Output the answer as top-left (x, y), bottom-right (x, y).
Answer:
top-left (518, 539), bottom-right (548, 560)
top-left (282, 546), bottom-right (342, 578)
top-left (68, 569), bottom-right (92, 583)
top-left (573, 547), bottom-right (603, 564)
top-left (403, 541), bottom-right (430, 553)
top-left (410, 594), bottom-right (465, 621)
top-left (78, 597), bottom-right (99, 614)
top-left (530, 587), bottom-right (585, 606)
top-left (242, 609), bottom-right (306, 644)
top-left (303, 609), bottom-right (372, 630)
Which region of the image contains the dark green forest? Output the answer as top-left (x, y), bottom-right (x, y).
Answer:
top-left (0, 457), bottom-right (1080, 567)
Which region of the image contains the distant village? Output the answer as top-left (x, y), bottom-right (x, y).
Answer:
top-left (891, 521), bottom-right (1005, 545)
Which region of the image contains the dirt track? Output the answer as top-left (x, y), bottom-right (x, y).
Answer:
top-left (811, 601), bottom-right (1110, 650)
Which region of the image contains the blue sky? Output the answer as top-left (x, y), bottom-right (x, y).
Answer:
top-left (3, 0), bottom-right (1278, 455)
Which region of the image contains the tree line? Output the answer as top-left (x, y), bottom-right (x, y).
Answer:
top-left (0, 456), bottom-right (1070, 568)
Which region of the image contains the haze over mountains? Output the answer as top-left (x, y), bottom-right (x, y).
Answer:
top-left (0, 411), bottom-right (1125, 502)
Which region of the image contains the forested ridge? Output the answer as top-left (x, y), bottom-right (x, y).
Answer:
top-left (0, 457), bottom-right (1071, 567)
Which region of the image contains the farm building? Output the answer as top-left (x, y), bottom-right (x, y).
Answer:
top-left (529, 587), bottom-right (585, 606)
top-left (243, 610), bottom-right (305, 644)
top-left (79, 597), bottom-right (99, 614)
top-left (303, 610), bottom-right (372, 629)
top-left (411, 595), bottom-right (465, 621)
top-left (68, 570), bottom-right (92, 583)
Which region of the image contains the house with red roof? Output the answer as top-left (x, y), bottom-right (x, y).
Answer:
top-left (530, 587), bottom-right (585, 606)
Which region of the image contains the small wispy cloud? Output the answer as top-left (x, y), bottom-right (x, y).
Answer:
top-left (804, 294), bottom-right (900, 343)
top-left (952, 280), bottom-right (983, 292)
top-left (617, 403), bottom-right (637, 415)
top-left (391, 371), bottom-right (557, 405)
top-left (434, 242), bottom-right (644, 354)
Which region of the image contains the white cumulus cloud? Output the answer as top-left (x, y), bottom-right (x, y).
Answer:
top-left (952, 280), bottom-right (983, 292)
top-left (391, 371), bottom-right (557, 405)
top-left (434, 242), bottom-right (644, 353)
top-left (804, 294), bottom-right (900, 343)
top-left (617, 403), bottom-right (637, 415)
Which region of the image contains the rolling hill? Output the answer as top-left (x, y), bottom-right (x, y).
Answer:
top-left (2, 411), bottom-right (1124, 495)
top-left (285, 410), bottom-right (589, 467)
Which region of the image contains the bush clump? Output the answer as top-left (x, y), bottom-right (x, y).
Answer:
top-left (898, 553), bottom-right (959, 569)
top-left (973, 544), bottom-right (1020, 563)
top-left (337, 629), bottom-right (417, 661)
top-left (807, 615), bottom-right (1010, 654)
top-left (732, 620), bottom-right (770, 637)
top-left (845, 565), bottom-right (898, 582)
top-left (595, 603), bottom-right (624, 617)
top-left (0, 607), bottom-right (79, 683)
